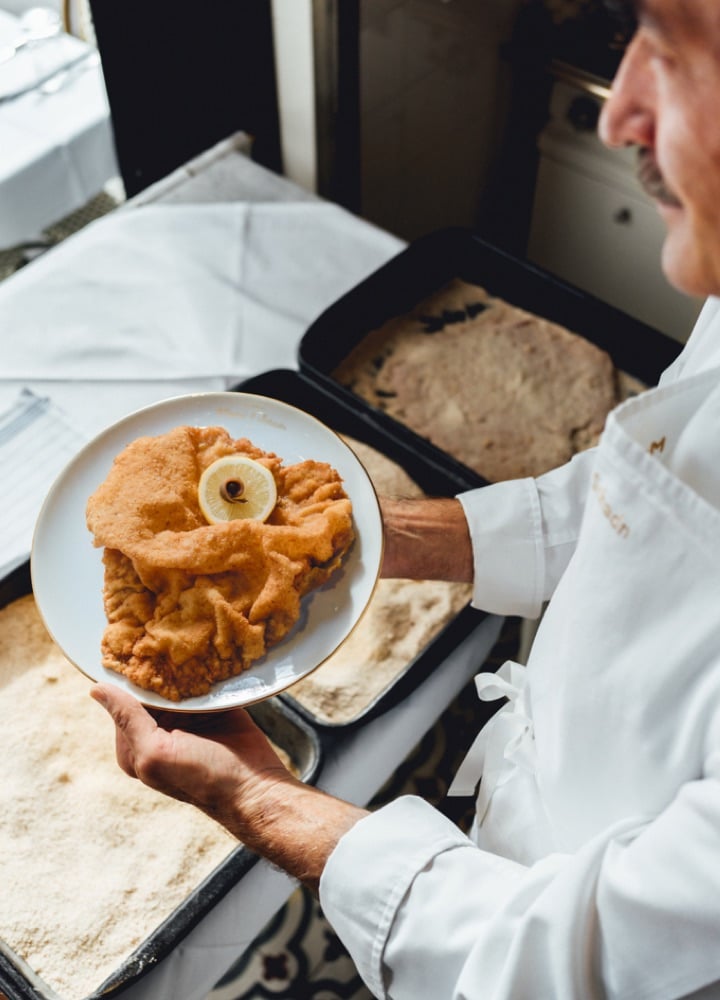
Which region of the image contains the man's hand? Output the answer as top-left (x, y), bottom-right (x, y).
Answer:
top-left (91, 684), bottom-right (368, 893)
top-left (91, 683), bottom-right (291, 827)
top-left (380, 496), bottom-right (473, 582)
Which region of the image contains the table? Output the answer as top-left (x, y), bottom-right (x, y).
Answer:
top-left (0, 7), bottom-right (119, 249)
top-left (0, 135), bottom-right (504, 999)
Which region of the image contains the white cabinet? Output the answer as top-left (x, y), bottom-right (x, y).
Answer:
top-left (527, 78), bottom-right (703, 343)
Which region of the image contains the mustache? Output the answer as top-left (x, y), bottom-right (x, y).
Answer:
top-left (636, 148), bottom-right (682, 208)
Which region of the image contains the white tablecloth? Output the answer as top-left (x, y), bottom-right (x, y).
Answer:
top-left (0, 200), bottom-right (404, 387)
top-left (0, 195), bottom-right (404, 575)
top-left (0, 8), bottom-right (118, 249)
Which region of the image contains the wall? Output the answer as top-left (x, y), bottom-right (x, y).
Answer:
top-left (269, 0), bottom-right (525, 239)
top-left (270, 0), bottom-right (318, 193)
top-left (358, 0), bottom-right (524, 240)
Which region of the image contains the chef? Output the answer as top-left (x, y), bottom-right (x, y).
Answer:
top-left (92, 0), bottom-right (720, 996)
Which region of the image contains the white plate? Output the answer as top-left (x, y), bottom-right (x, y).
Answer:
top-left (31, 391), bottom-right (383, 712)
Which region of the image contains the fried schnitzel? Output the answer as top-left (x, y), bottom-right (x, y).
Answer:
top-left (86, 425), bottom-right (354, 701)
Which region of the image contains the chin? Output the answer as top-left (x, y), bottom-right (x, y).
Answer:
top-left (659, 219), bottom-right (720, 299)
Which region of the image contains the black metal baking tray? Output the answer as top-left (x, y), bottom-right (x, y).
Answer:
top-left (232, 368), bottom-right (486, 732)
top-left (0, 561), bottom-right (322, 1000)
top-left (298, 226), bottom-right (684, 488)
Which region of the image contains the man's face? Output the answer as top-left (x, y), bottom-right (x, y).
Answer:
top-left (599, 1), bottom-right (720, 298)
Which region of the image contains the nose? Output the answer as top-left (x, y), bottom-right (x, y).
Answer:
top-left (598, 34), bottom-right (656, 149)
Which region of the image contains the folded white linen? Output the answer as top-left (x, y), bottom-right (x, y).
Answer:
top-left (0, 201), bottom-right (404, 382)
top-left (0, 388), bottom-right (86, 578)
top-left (0, 377), bottom-right (232, 444)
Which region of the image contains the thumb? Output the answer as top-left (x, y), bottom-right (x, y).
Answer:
top-left (90, 683), bottom-right (158, 775)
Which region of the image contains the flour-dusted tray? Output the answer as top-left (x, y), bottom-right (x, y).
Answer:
top-left (298, 226), bottom-right (683, 488)
top-left (0, 560), bottom-right (321, 1000)
top-left (233, 368), bottom-right (487, 732)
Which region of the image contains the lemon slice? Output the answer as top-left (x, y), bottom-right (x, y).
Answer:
top-left (198, 455), bottom-right (277, 524)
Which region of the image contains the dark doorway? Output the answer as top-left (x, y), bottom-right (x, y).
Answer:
top-left (88, 0), bottom-right (283, 197)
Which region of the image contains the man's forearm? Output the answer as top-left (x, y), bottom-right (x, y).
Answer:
top-left (90, 684), bottom-right (369, 897)
top-left (233, 778), bottom-right (369, 894)
top-left (380, 497), bottom-right (473, 582)
top-left (236, 498), bottom-right (475, 886)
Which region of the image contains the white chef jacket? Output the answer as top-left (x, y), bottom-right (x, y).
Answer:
top-left (320, 297), bottom-right (720, 1000)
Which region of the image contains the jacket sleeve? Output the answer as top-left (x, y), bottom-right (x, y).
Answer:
top-left (457, 447), bottom-right (598, 619)
top-left (453, 296), bottom-right (720, 620)
top-left (320, 776), bottom-right (720, 1000)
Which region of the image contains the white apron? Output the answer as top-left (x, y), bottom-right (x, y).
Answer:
top-left (452, 365), bottom-right (720, 863)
